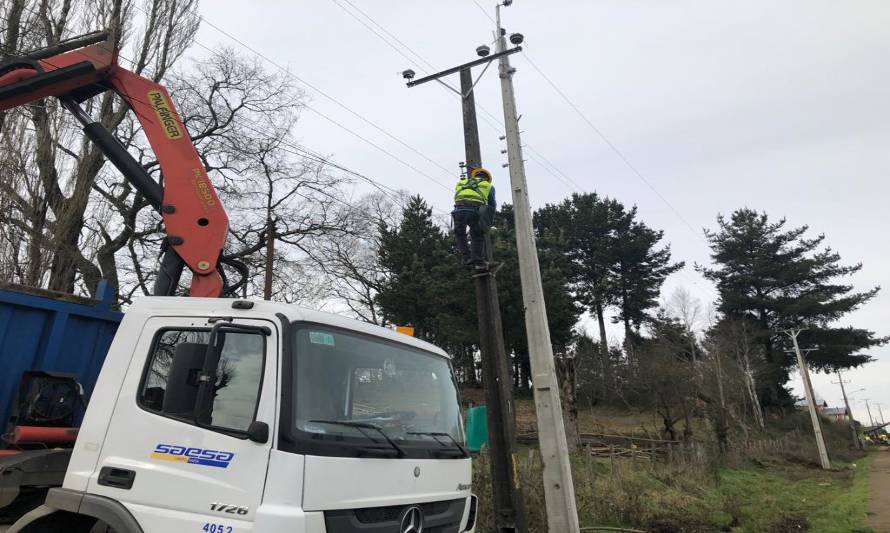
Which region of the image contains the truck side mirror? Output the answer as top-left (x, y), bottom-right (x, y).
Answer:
top-left (247, 421), bottom-right (269, 444)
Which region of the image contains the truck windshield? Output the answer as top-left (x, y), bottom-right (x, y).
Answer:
top-left (290, 324), bottom-right (465, 459)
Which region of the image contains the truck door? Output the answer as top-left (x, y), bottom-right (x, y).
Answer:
top-left (87, 315), bottom-right (278, 532)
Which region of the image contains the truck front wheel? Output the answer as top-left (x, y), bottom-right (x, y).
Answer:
top-left (89, 521), bottom-right (115, 533)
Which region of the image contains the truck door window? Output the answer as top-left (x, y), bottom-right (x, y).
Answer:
top-left (208, 331), bottom-right (265, 431)
top-left (139, 328), bottom-right (266, 434)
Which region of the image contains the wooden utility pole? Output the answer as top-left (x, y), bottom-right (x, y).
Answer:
top-left (832, 371), bottom-right (862, 449)
top-left (496, 4), bottom-right (580, 531)
top-left (406, 45), bottom-right (528, 533)
top-left (460, 67), bottom-right (527, 533)
top-left (785, 329), bottom-right (830, 469)
top-left (263, 217), bottom-right (275, 300)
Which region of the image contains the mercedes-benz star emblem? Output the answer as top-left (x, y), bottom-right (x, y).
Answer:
top-left (400, 505), bottom-right (424, 533)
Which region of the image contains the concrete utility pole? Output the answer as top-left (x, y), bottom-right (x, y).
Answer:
top-left (875, 403), bottom-right (885, 425)
top-left (405, 44), bottom-right (528, 533)
top-left (863, 399), bottom-right (875, 427)
top-left (832, 371), bottom-right (862, 449)
top-left (496, 4), bottom-right (580, 532)
top-left (785, 329), bottom-right (830, 469)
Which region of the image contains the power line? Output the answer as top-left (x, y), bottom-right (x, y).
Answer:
top-left (0, 35), bottom-right (438, 219)
top-left (196, 14), bottom-right (455, 190)
top-left (518, 50), bottom-right (704, 240)
top-left (229, 115), bottom-right (454, 217)
top-left (467, 3), bottom-right (705, 242)
top-left (470, 0), bottom-right (497, 24)
top-left (334, 0), bottom-right (437, 72)
top-left (328, 0), bottom-right (716, 301)
top-left (471, 103), bottom-right (584, 193)
top-left (466, 8), bottom-right (719, 299)
top-left (133, 3), bottom-right (457, 194)
top-left (326, 0), bottom-right (586, 195)
top-left (116, 53), bottom-right (412, 204)
top-left (511, 49), bottom-right (719, 298)
top-left (455, 7), bottom-right (716, 298)
top-left (328, 3), bottom-right (714, 303)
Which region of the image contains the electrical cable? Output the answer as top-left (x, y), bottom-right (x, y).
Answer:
top-left (465, 6), bottom-right (719, 300)
top-left (1, 33), bottom-right (448, 218)
top-left (470, 0), bottom-right (497, 24)
top-left (196, 14), bottom-right (455, 190)
top-left (326, 0), bottom-right (585, 194)
top-left (325, 1), bottom-right (721, 305)
top-left (518, 49), bottom-right (705, 242)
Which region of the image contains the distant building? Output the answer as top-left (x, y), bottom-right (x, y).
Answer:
top-left (795, 400), bottom-right (849, 422)
top-left (821, 407), bottom-right (849, 422)
top-left (795, 399), bottom-right (828, 412)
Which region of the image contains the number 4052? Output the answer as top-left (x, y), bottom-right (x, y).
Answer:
top-left (202, 523), bottom-right (232, 533)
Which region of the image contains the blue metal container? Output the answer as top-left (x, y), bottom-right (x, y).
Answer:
top-left (0, 281), bottom-right (122, 429)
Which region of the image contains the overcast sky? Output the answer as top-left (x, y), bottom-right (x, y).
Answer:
top-left (193, 1), bottom-right (889, 424)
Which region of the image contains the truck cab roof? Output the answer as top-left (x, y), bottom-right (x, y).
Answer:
top-left (126, 296), bottom-right (449, 359)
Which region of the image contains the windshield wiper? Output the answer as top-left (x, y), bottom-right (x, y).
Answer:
top-left (407, 431), bottom-right (468, 457)
top-left (309, 419), bottom-right (405, 457)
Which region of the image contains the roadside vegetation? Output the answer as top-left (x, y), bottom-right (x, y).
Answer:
top-left (471, 405), bottom-right (873, 533)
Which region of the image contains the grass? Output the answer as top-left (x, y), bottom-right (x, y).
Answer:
top-left (474, 454), bottom-right (873, 532)
top-left (719, 457), bottom-right (873, 533)
top-left (470, 405), bottom-right (874, 532)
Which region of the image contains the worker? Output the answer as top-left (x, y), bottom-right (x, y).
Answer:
top-left (453, 167), bottom-right (495, 268)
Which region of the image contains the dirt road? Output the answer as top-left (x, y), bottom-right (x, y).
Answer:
top-left (870, 448), bottom-right (890, 532)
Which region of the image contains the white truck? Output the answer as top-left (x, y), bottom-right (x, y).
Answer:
top-left (0, 30), bottom-right (476, 533)
top-left (4, 297), bottom-right (477, 533)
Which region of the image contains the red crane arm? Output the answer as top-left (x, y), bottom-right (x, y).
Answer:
top-left (107, 68), bottom-right (228, 297)
top-left (0, 33), bottom-right (231, 297)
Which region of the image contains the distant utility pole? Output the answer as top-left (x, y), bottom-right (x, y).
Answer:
top-left (832, 371), bottom-right (862, 449)
top-left (784, 329), bottom-right (831, 470)
top-left (876, 403), bottom-right (886, 425)
top-left (404, 43), bottom-right (528, 533)
top-left (496, 3), bottom-right (580, 532)
top-left (863, 399), bottom-right (875, 427)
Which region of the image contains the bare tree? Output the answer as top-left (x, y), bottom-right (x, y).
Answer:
top-left (221, 139), bottom-right (354, 304)
top-left (0, 0), bottom-right (200, 299)
top-left (313, 191), bottom-right (401, 324)
top-left (1, 2), bottom-right (395, 312)
top-left (633, 317), bottom-right (698, 441)
top-left (666, 287), bottom-right (703, 362)
top-left (708, 317), bottom-right (767, 430)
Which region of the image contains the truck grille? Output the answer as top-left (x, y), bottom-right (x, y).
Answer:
top-left (325, 498), bottom-right (466, 533)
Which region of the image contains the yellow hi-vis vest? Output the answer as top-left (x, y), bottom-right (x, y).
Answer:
top-left (454, 177), bottom-right (492, 205)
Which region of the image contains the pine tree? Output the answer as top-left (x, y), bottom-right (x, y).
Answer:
top-left (494, 205), bottom-right (580, 389)
top-left (535, 193), bottom-right (681, 366)
top-left (535, 193), bottom-right (626, 370)
top-left (699, 208), bottom-right (885, 405)
top-left (375, 196), bottom-right (474, 344)
top-left (611, 212), bottom-right (684, 355)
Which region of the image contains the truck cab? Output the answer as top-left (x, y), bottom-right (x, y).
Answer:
top-left (9, 297), bottom-right (477, 533)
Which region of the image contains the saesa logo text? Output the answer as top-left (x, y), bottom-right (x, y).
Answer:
top-left (151, 444), bottom-right (235, 469)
